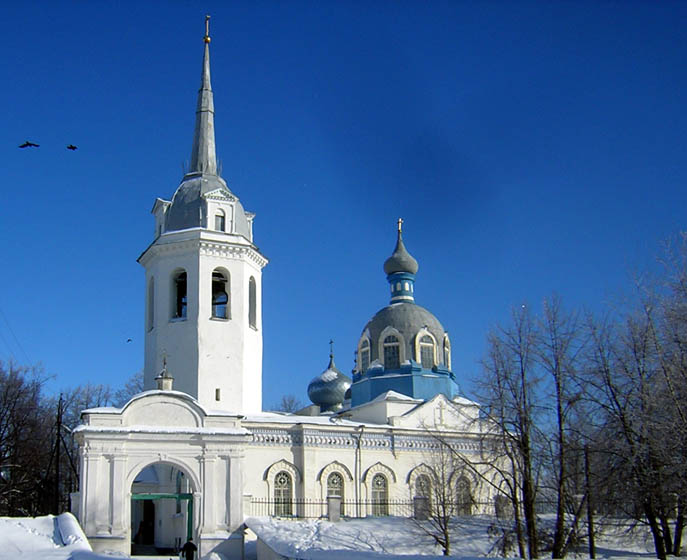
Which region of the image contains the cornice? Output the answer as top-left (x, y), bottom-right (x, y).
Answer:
top-left (246, 426), bottom-right (482, 453)
top-left (139, 237), bottom-right (268, 269)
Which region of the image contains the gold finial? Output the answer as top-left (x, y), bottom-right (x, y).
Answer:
top-left (204, 15), bottom-right (211, 43)
top-left (397, 217), bottom-right (403, 233)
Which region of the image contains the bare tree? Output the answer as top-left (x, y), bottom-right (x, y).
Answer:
top-left (475, 305), bottom-right (542, 559)
top-left (272, 394), bottom-right (304, 413)
top-left (113, 370), bottom-right (145, 407)
top-left (537, 296), bottom-right (586, 558)
top-left (0, 361), bottom-right (52, 516)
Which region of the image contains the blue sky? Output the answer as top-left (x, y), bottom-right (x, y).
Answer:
top-left (2, 1), bottom-right (686, 408)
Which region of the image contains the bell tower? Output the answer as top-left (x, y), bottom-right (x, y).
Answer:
top-left (138, 17), bottom-right (267, 413)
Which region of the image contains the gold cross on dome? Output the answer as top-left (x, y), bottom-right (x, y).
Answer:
top-left (397, 217), bottom-right (403, 233)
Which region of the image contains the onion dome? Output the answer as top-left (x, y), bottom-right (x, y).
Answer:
top-left (384, 219), bottom-right (419, 275)
top-left (307, 344), bottom-right (352, 413)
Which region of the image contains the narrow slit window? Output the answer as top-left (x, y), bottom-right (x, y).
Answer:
top-left (249, 276), bottom-right (257, 329)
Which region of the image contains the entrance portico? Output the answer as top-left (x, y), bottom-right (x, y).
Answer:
top-left (74, 390), bottom-right (249, 557)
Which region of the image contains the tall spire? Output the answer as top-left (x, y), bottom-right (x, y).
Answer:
top-left (189, 15), bottom-right (217, 175)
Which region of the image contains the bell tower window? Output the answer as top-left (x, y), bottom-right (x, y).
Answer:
top-left (212, 270), bottom-right (229, 319)
top-left (383, 335), bottom-right (400, 369)
top-left (173, 271), bottom-right (187, 319)
top-left (215, 209), bottom-right (226, 232)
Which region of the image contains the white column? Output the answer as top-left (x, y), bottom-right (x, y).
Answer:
top-left (200, 453), bottom-right (217, 533)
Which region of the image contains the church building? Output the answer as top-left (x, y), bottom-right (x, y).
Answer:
top-left (74, 19), bottom-right (502, 558)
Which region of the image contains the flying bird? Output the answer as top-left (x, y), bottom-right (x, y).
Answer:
top-left (127, 338), bottom-right (133, 343)
top-left (19, 141), bottom-right (39, 148)
top-left (67, 144), bottom-right (77, 151)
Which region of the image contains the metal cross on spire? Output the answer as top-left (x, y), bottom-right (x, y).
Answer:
top-left (329, 339), bottom-right (334, 357)
top-left (204, 15), bottom-right (211, 43)
top-left (397, 217), bottom-right (403, 233)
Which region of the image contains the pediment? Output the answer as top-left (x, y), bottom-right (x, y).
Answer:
top-left (399, 393), bottom-right (475, 430)
top-left (203, 187), bottom-right (236, 202)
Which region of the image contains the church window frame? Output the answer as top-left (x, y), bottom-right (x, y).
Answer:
top-left (358, 337), bottom-right (371, 373)
top-left (378, 327), bottom-right (404, 370)
top-left (327, 472), bottom-right (345, 516)
top-left (414, 329), bottom-right (437, 369)
top-left (454, 474), bottom-right (473, 516)
top-left (214, 209), bottom-right (226, 232)
top-left (371, 474), bottom-right (389, 516)
top-left (211, 269), bottom-right (230, 320)
top-left (249, 276), bottom-right (257, 329)
top-left (274, 471), bottom-right (293, 517)
top-left (383, 336), bottom-right (401, 369)
top-left (415, 473), bottom-right (432, 508)
top-left (172, 270), bottom-right (188, 320)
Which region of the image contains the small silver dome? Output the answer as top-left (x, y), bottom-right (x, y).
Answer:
top-left (165, 173), bottom-right (252, 238)
top-left (307, 354), bottom-right (352, 412)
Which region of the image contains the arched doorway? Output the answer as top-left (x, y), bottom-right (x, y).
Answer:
top-left (131, 463), bottom-right (194, 556)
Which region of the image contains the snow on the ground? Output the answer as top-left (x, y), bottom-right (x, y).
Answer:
top-left (0, 513), bottom-right (119, 560)
top-left (245, 515), bottom-right (660, 560)
top-left (246, 515), bottom-right (512, 559)
top-left (0, 511), bottom-right (664, 560)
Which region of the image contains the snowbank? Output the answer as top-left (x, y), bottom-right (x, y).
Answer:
top-left (0, 513), bottom-right (121, 560)
top-left (245, 515), bottom-right (500, 559)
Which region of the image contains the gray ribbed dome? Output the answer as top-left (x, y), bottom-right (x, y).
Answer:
top-left (384, 232), bottom-right (419, 275)
top-left (363, 302), bottom-right (447, 367)
top-left (307, 355), bottom-right (352, 412)
top-left (165, 173), bottom-right (252, 238)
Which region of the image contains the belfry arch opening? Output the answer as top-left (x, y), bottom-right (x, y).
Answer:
top-left (131, 463), bottom-right (194, 556)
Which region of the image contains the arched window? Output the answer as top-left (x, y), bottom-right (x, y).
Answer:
top-left (383, 335), bottom-right (400, 369)
top-left (495, 494), bottom-right (510, 519)
top-left (327, 472), bottom-right (344, 515)
top-left (274, 471), bottom-right (293, 517)
top-left (214, 209), bottom-right (226, 232)
top-left (359, 339), bottom-right (370, 372)
top-left (443, 335), bottom-right (451, 369)
top-left (147, 278), bottom-right (155, 331)
top-left (456, 476), bottom-right (473, 516)
top-left (249, 276), bottom-right (257, 329)
top-left (211, 270), bottom-right (229, 319)
top-left (173, 271), bottom-right (187, 319)
top-left (420, 335), bottom-right (435, 368)
top-left (371, 474), bottom-right (388, 516)
top-left (415, 474), bottom-right (432, 500)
